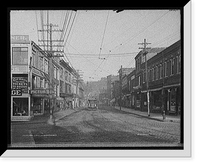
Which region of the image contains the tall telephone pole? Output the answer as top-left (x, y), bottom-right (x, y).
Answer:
top-left (138, 39), bottom-right (151, 116)
top-left (38, 22), bottom-right (64, 125)
top-left (119, 65), bottom-right (122, 111)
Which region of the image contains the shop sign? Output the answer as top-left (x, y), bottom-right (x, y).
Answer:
top-left (11, 89), bottom-right (22, 96)
top-left (11, 35), bottom-right (29, 44)
top-left (12, 74), bottom-right (28, 93)
top-left (31, 89), bottom-right (54, 95)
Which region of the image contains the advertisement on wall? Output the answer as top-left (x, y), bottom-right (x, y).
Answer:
top-left (12, 74), bottom-right (28, 94)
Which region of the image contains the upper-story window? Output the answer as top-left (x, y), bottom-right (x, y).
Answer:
top-left (12, 47), bottom-right (28, 65)
top-left (44, 59), bottom-right (48, 74)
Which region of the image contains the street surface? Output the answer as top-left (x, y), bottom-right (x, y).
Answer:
top-left (11, 106), bottom-right (181, 147)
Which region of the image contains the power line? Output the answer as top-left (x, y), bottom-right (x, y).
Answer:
top-left (65, 52), bottom-right (139, 57)
top-left (62, 11), bottom-right (73, 44)
top-left (35, 11), bottom-right (40, 43)
top-left (98, 11), bottom-right (109, 59)
top-left (66, 42), bottom-right (112, 75)
top-left (64, 11), bottom-right (77, 47)
top-left (109, 11), bottom-right (170, 53)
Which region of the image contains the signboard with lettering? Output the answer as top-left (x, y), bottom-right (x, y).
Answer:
top-left (11, 35), bottom-right (29, 44)
top-left (11, 89), bottom-right (22, 96)
top-left (31, 89), bottom-right (55, 97)
top-left (12, 74), bottom-right (28, 93)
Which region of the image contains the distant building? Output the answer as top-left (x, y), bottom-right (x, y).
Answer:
top-left (107, 75), bottom-right (119, 102)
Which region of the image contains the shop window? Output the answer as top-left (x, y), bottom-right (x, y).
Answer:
top-left (12, 47), bottom-right (28, 65)
top-left (32, 98), bottom-right (43, 115)
top-left (13, 98), bottom-right (29, 116)
top-left (169, 89), bottom-right (177, 114)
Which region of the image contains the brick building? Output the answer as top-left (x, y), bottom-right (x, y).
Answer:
top-left (134, 40), bottom-right (181, 115)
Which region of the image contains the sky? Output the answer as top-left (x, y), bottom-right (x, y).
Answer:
top-left (10, 9), bottom-right (180, 82)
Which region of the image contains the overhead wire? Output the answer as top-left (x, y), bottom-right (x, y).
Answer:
top-left (35, 11), bottom-right (40, 43)
top-left (64, 11), bottom-right (77, 47)
top-left (109, 10), bottom-right (171, 53)
top-left (98, 10), bottom-right (109, 59)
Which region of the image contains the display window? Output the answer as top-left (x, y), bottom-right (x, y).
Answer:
top-left (170, 88), bottom-right (177, 113)
top-left (13, 98), bottom-right (29, 116)
top-left (32, 98), bottom-right (43, 115)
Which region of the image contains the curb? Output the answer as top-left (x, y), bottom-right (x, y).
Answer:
top-left (114, 107), bottom-right (180, 123)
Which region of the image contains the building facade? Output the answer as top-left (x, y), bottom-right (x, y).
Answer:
top-left (30, 41), bottom-right (51, 116)
top-left (11, 35), bottom-right (84, 121)
top-left (11, 35), bottom-right (32, 121)
top-left (134, 40), bottom-right (181, 115)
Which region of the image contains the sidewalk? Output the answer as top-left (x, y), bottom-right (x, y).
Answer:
top-left (11, 108), bottom-right (79, 125)
top-left (10, 107), bottom-right (80, 147)
top-left (114, 106), bottom-right (180, 123)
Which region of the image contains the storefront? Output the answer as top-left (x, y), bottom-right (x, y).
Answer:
top-left (150, 90), bottom-right (162, 113)
top-left (31, 89), bottom-right (51, 116)
top-left (165, 86), bottom-right (181, 115)
top-left (11, 74), bottom-right (31, 121)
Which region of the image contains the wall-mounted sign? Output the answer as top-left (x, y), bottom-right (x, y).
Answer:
top-left (12, 74), bottom-right (28, 93)
top-left (11, 89), bottom-right (22, 96)
top-left (11, 35), bottom-right (29, 44)
top-left (31, 89), bottom-right (55, 97)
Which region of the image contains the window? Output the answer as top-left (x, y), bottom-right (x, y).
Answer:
top-left (167, 60), bottom-right (170, 77)
top-left (56, 68), bottom-right (59, 80)
top-left (155, 66), bottom-right (158, 80)
top-left (152, 68), bottom-right (154, 81)
top-left (39, 57), bottom-right (43, 71)
top-left (44, 59), bottom-right (48, 74)
top-left (148, 69), bottom-right (150, 82)
top-left (154, 66), bottom-right (156, 80)
top-left (13, 98), bottom-right (29, 116)
top-left (12, 47), bottom-right (28, 65)
top-left (32, 75), bottom-right (36, 89)
top-left (160, 64), bottom-right (163, 79)
top-left (44, 79), bottom-right (48, 89)
top-left (143, 71), bottom-right (145, 83)
top-left (60, 68), bottom-right (63, 79)
top-left (170, 59), bottom-right (173, 76)
top-left (165, 61), bottom-right (167, 77)
top-left (53, 65), bottom-right (56, 79)
top-left (36, 77), bottom-right (40, 88)
top-left (138, 76), bottom-right (141, 86)
top-left (172, 58), bottom-right (175, 75)
top-left (69, 73), bottom-right (71, 82)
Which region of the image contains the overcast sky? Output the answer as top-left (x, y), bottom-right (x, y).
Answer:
top-left (10, 9), bottom-right (180, 82)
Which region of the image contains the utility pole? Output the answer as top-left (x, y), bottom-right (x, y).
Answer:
top-left (138, 39), bottom-right (151, 116)
top-left (119, 65), bottom-right (122, 111)
top-left (38, 22), bottom-right (64, 125)
top-left (162, 51), bottom-right (166, 120)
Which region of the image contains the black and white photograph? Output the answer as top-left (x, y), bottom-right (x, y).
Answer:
top-left (4, 2), bottom-right (192, 158)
